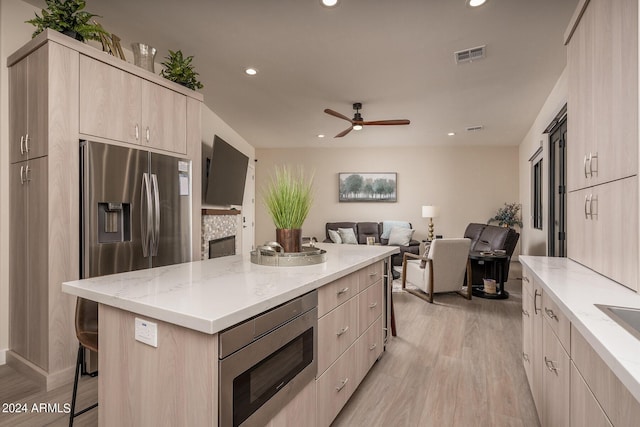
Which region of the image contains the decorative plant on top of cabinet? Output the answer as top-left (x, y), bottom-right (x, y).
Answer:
top-left (160, 50), bottom-right (204, 90)
top-left (26, 0), bottom-right (107, 42)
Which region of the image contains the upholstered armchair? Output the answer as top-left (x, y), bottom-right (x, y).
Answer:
top-left (401, 238), bottom-right (472, 303)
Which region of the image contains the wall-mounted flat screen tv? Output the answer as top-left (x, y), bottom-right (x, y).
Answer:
top-left (205, 135), bottom-right (249, 206)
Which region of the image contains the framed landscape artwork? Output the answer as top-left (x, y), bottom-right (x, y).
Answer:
top-left (339, 172), bottom-right (397, 202)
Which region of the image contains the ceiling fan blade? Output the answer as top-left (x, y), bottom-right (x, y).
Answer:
top-left (362, 119), bottom-right (411, 126)
top-left (324, 109), bottom-right (353, 122)
top-left (334, 126), bottom-right (353, 138)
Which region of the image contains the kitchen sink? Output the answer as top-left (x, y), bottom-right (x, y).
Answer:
top-left (596, 304), bottom-right (640, 341)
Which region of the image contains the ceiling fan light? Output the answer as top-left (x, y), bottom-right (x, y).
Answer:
top-left (353, 124), bottom-right (363, 131)
top-left (467, 0), bottom-right (487, 7)
top-left (321, 0), bottom-right (339, 7)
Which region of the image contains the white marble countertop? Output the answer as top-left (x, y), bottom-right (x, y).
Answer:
top-left (62, 243), bottom-right (398, 335)
top-left (520, 256), bottom-right (640, 403)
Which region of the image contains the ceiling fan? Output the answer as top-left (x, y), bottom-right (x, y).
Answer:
top-left (323, 102), bottom-right (410, 138)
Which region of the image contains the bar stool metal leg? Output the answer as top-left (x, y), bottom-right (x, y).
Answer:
top-left (69, 343), bottom-right (98, 427)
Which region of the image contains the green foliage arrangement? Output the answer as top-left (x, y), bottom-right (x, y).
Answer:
top-left (26, 0), bottom-right (107, 42)
top-left (160, 50), bottom-right (204, 90)
top-left (488, 202), bottom-right (523, 228)
top-left (264, 166), bottom-right (314, 230)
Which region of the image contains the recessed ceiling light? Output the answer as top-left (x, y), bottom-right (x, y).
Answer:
top-left (448, 132), bottom-right (456, 136)
top-left (467, 0), bottom-right (487, 7)
top-left (245, 68), bottom-right (258, 76)
top-left (321, 0), bottom-right (339, 7)
top-left (317, 134), bottom-right (325, 138)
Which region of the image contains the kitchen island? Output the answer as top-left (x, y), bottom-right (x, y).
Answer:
top-left (62, 243), bottom-right (398, 426)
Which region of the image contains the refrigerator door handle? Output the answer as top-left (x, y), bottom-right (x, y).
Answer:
top-left (150, 173), bottom-right (160, 256)
top-left (141, 172), bottom-right (152, 257)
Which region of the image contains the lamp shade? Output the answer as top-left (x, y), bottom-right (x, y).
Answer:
top-left (422, 205), bottom-right (440, 218)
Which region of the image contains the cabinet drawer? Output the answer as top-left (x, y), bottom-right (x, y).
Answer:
top-left (355, 316), bottom-right (382, 386)
top-left (570, 362), bottom-right (612, 427)
top-left (571, 325), bottom-right (640, 426)
top-left (522, 266), bottom-right (533, 296)
top-left (359, 261), bottom-right (384, 290)
top-left (318, 272), bottom-right (358, 317)
top-left (542, 319), bottom-right (570, 427)
top-left (541, 291), bottom-right (571, 353)
top-left (317, 297), bottom-right (358, 375)
top-left (316, 343), bottom-right (356, 427)
top-left (358, 280), bottom-right (382, 335)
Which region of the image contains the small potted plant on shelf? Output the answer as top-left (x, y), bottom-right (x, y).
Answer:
top-left (488, 202), bottom-right (523, 228)
top-left (263, 165), bottom-right (314, 253)
top-left (160, 50), bottom-right (204, 90)
top-left (26, 0), bottom-right (107, 42)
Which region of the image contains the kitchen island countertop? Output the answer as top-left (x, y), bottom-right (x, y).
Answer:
top-left (62, 243), bottom-right (398, 334)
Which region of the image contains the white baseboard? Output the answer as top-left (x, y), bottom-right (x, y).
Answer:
top-left (0, 349), bottom-right (7, 365)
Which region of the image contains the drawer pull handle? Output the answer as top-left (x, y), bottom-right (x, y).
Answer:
top-left (369, 302), bottom-right (378, 309)
top-left (336, 377), bottom-right (349, 392)
top-left (24, 166), bottom-right (31, 182)
top-left (523, 276), bottom-right (530, 283)
top-left (369, 343), bottom-right (377, 351)
top-left (20, 135), bottom-right (25, 155)
top-left (584, 154), bottom-right (589, 178)
top-left (135, 124), bottom-right (140, 140)
top-left (521, 309), bottom-right (529, 317)
top-left (534, 290), bottom-right (541, 314)
top-left (544, 307), bottom-right (558, 321)
top-left (544, 357), bottom-right (558, 374)
top-left (589, 152), bottom-right (598, 177)
top-left (24, 134), bottom-right (30, 153)
top-left (336, 287), bottom-right (349, 296)
top-left (336, 326), bottom-right (349, 336)
top-left (146, 126), bottom-right (150, 142)
top-left (19, 166), bottom-right (25, 185)
top-left (523, 352), bottom-right (529, 362)
top-left (368, 272), bottom-right (378, 277)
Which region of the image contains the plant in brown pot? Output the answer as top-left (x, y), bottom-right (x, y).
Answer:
top-left (263, 165), bottom-right (314, 253)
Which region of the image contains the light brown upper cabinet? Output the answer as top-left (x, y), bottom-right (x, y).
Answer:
top-left (9, 45), bottom-right (48, 163)
top-left (79, 55), bottom-right (187, 154)
top-left (566, 0), bottom-right (638, 192)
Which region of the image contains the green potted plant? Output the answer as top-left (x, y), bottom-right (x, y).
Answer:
top-left (26, 0), bottom-right (107, 42)
top-left (263, 166), bottom-right (314, 252)
top-left (488, 202), bottom-right (523, 228)
top-left (160, 50), bottom-right (204, 90)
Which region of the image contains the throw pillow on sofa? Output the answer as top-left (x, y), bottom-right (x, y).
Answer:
top-left (328, 229), bottom-right (342, 244)
top-left (381, 220), bottom-right (411, 239)
top-left (338, 228), bottom-right (358, 244)
top-left (388, 227), bottom-right (415, 246)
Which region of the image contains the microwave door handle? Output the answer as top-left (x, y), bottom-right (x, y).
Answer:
top-left (140, 173), bottom-right (152, 257)
top-left (151, 173), bottom-right (160, 256)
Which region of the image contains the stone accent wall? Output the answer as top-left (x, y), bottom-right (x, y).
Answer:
top-left (201, 214), bottom-right (241, 259)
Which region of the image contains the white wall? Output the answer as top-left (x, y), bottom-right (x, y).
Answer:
top-left (200, 107), bottom-right (256, 253)
top-left (518, 67), bottom-right (568, 256)
top-left (255, 146), bottom-right (519, 248)
top-left (0, 0), bottom-right (39, 366)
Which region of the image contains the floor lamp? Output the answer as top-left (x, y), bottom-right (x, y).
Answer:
top-left (422, 205), bottom-right (440, 241)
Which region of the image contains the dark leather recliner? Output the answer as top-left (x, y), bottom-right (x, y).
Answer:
top-left (323, 221), bottom-right (420, 266)
top-left (464, 223), bottom-right (519, 286)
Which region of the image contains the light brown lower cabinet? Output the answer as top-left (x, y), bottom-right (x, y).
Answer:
top-left (570, 362), bottom-right (612, 427)
top-left (542, 319), bottom-right (570, 427)
top-left (317, 344), bottom-right (358, 427)
top-left (314, 261), bottom-right (386, 427)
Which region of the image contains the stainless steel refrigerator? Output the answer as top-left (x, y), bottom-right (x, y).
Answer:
top-left (80, 140), bottom-right (192, 279)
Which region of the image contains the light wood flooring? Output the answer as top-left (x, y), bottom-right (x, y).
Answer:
top-left (0, 263), bottom-right (537, 427)
top-left (333, 262), bottom-right (540, 427)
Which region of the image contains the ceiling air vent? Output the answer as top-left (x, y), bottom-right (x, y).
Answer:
top-left (466, 125), bottom-right (484, 132)
top-left (455, 45), bottom-right (486, 64)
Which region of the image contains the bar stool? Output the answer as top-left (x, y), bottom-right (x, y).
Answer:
top-left (69, 298), bottom-right (98, 426)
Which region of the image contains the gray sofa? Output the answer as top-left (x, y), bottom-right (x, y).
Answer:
top-left (323, 221), bottom-right (420, 267)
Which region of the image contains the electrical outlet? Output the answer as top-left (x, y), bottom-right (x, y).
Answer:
top-left (135, 318), bottom-right (158, 347)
